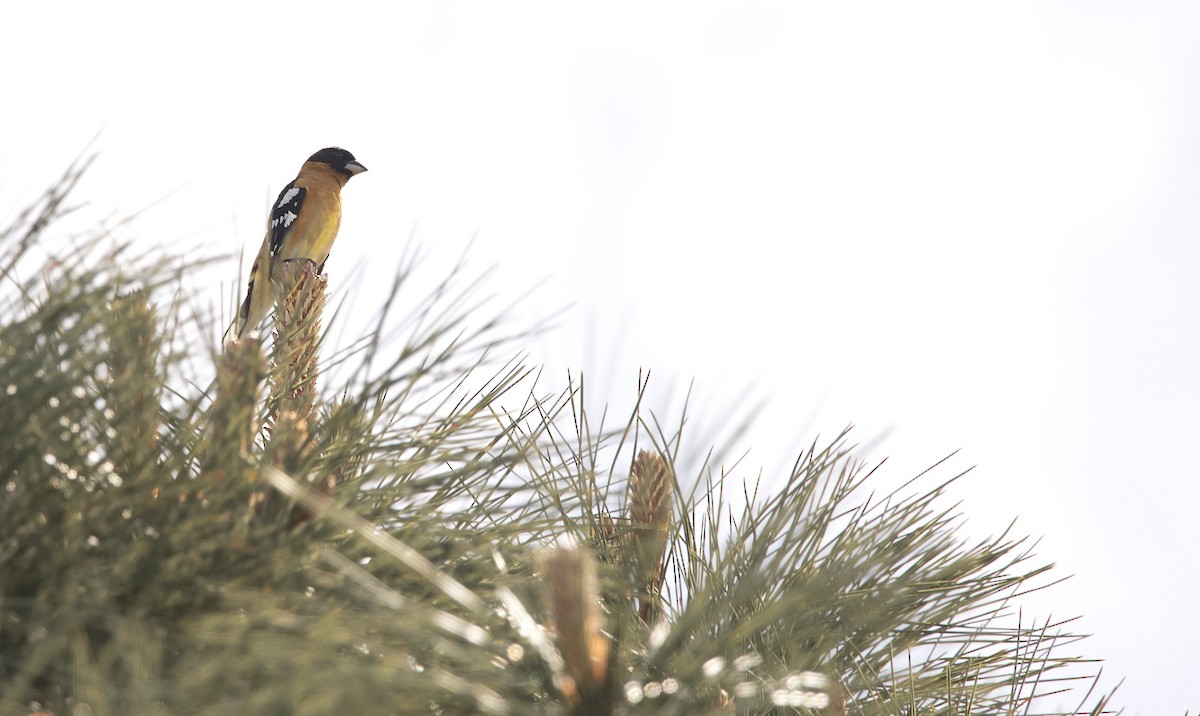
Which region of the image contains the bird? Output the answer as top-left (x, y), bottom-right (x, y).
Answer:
top-left (224, 147), bottom-right (367, 344)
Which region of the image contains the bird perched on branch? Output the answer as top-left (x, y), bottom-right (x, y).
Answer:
top-left (225, 147), bottom-right (367, 344)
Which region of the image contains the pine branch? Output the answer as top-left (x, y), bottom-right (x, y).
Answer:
top-left (0, 160), bottom-right (1120, 716)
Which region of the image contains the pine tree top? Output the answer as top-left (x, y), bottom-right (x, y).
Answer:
top-left (0, 159), bottom-right (1115, 715)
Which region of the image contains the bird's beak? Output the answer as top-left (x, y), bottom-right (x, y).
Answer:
top-left (344, 160), bottom-right (367, 176)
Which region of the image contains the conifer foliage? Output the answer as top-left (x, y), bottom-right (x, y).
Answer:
top-left (0, 163), bottom-right (1114, 714)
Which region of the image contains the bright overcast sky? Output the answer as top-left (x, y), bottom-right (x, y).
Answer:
top-left (5, 2), bottom-right (1198, 713)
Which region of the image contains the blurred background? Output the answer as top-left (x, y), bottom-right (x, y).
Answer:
top-left (3, 2), bottom-right (1196, 713)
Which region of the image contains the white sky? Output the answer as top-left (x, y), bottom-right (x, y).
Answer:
top-left (5, 2), bottom-right (1198, 713)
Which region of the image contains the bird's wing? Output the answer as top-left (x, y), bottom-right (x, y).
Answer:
top-left (268, 180), bottom-right (308, 261)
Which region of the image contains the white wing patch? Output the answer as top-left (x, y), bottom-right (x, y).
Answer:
top-left (271, 211), bottom-right (298, 229)
top-left (277, 187), bottom-right (301, 208)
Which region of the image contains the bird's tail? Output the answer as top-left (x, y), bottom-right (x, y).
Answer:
top-left (222, 289), bottom-right (256, 348)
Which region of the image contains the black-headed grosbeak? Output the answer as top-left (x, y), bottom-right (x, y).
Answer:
top-left (225, 147), bottom-right (367, 343)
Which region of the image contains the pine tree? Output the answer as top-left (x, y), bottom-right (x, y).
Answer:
top-left (0, 161), bottom-right (1115, 715)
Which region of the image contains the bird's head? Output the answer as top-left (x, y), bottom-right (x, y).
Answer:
top-left (308, 147), bottom-right (367, 179)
